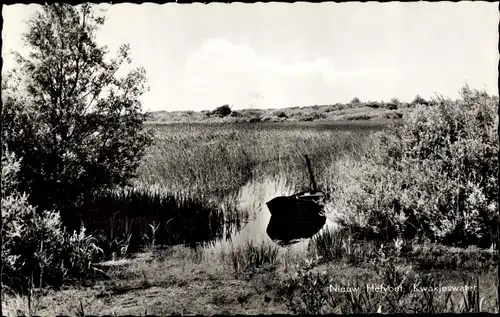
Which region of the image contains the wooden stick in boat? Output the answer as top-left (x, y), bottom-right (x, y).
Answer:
top-left (304, 154), bottom-right (318, 193)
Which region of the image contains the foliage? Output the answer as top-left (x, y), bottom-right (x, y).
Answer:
top-left (224, 241), bottom-right (280, 277)
top-left (273, 110), bottom-right (288, 118)
top-left (148, 101), bottom-right (412, 123)
top-left (388, 98), bottom-right (400, 110)
top-left (412, 94), bottom-right (429, 106)
top-left (75, 187), bottom-right (236, 255)
top-left (1, 149), bottom-right (103, 295)
top-left (2, 3), bottom-right (152, 222)
top-left (335, 86), bottom-right (499, 247)
top-left (211, 104), bottom-right (232, 117)
top-left (350, 97), bottom-right (361, 105)
top-left (365, 101), bottom-right (381, 109)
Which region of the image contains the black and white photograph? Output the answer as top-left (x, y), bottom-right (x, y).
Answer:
top-left (1, 1), bottom-right (499, 315)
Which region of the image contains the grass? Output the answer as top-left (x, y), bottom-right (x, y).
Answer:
top-left (224, 240), bottom-right (280, 276)
top-left (136, 122), bottom-right (377, 197)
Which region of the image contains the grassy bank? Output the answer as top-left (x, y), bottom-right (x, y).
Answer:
top-left (3, 230), bottom-right (497, 315)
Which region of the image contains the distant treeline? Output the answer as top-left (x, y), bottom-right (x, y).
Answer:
top-left (148, 95), bottom-right (436, 123)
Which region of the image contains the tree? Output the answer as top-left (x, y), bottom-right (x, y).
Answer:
top-left (350, 97), bottom-right (361, 106)
top-left (411, 94), bottom-right (429, 106)
top-left (388, 97), bottom-right (400, 110)
top-left (211, 104), bottom-right (232, 117)
top-left (2, 3), bottom-right (152, 227)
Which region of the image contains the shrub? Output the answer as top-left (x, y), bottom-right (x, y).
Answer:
top-left (211, 104), bottom-right (232, 117)
top-left (248, 116), bottom-right (262, 123)
top-left (412, 94), bottom-right (429, 106)
top-left (280, 253), bottom-right (493, 313)
top-left (345, 113), bottom-right (374, 121)
top-left (350, 97), bottom-right (361, 106)
top-left (298, 112), bottom-right (326, 122)
top-left (336, 86), bottom-right (498, 247)
top-left (1, 149), bottom-right (104, 294)
top-left (390, 97), bottom-right (401, 105)
top-left (387, 98), bottom-right (399, 110)
top-left (274, 110), bottom-right (288, 118)
top-left (365, 101), bottom-right (381, 109)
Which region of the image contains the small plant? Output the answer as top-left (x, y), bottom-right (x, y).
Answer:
top-left (280, 266), bottom-right (330, 314)
top-left (226, 241), bottom-right (280, 276)
top-left (64, 224), bottom-right (104, 282)
top-left (459, 276), bottom-right (482, 312)
top-left (142, 221), bottom-right (162, 252)
top-left (106, 213), bottom-right (134, 260)
top-left (310, 228), bottom-right (345, 261)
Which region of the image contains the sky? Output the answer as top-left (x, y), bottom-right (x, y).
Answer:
top-left (2, 2), bottom-right (499, 112)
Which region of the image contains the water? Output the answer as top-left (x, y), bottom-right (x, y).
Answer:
top-left (204, 175), bottom-right (336, 255)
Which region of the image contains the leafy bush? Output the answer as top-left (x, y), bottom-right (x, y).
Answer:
top-left (211, 104), bottom-right (232, 117)
top-left (336, 86), bottom-right (498, 247)
top-left (412, 94), bottom-right (429, 106)
top-left (1, 149), bottom-right (104, 294)
top-left (298, 112), bottom-right (326, 122)
top-left (390, 97), bottom-right (401, 106)
top-left (350, 97), bottom-right (361, 105)
top-left (248, 115), bottom-right (262, 123)
top-left (387, 98), bottom-right (400, 110)
top-left (365, 101), bottom-right (381, 109)
top-left (274, 110), bottom-right (288, 118)
top-left (345, 113), bottom-right (374, 121)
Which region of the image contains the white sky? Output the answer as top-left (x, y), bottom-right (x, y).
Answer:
top-left (2, 2), bottom-right (499, 112)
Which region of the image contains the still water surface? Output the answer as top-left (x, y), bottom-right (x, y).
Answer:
top-left (204, 175), bottom-right (337, 255)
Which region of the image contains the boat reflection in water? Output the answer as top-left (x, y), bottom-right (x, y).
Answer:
top-left (266, 190), bottom-right (327, 246)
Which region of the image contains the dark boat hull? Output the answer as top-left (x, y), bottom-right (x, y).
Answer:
top-left (266, 190), bottom-right (326, 218)
top-left (266, 196), bottom-right (324, 219)
top-left (265, 191), bottom-right (327, 244)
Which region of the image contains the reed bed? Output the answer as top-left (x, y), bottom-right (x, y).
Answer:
top-left (136, 122), bottom-right (375, 197)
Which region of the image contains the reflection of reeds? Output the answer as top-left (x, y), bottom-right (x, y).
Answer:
top-left (73, 187), bottom-right (244, 256)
